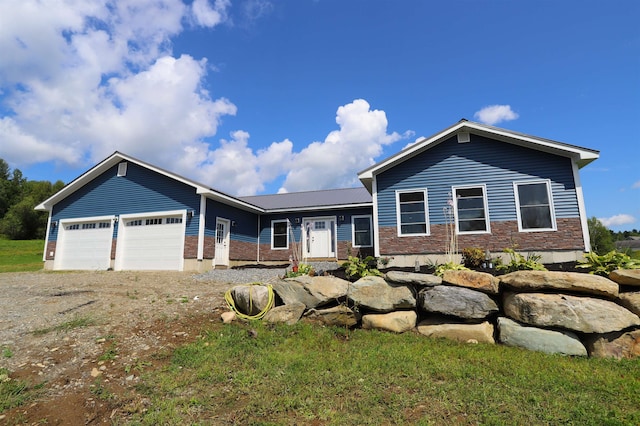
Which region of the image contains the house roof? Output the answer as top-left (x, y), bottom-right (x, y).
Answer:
top-left (357, 119), bottom-right (600, 192)
top-left (239, 187), bottom-right (372, 212)
top-left (34, 152), bottom-right (264, 213)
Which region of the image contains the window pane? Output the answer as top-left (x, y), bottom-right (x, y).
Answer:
top-left (457, 209), bottom-right (484, 220)
top-left (457, 187), bottom-right (483, 198)
top-left (399, 192), bottom-right (424, 203)
top-left (457, 197), bottom-right (484, 210)
top-left (353, 218), bottom-right (369, 231)
top-left (459, 219), bottom-right (486, 232)
top-left (401, 223), bottom-right (427, 234)
top-left (355, 232), bottom-right (371, 246)
top-left (401, 211), bottom-right (425, 223)
top-left (518, 183), bottom-right (549, 206)
top-left (400, 202), bottom-right (425, 213)
top-left (273, 222), bottom-right (287, 234)
top-left (273, 235), bottom-right (287, 248)
top-left (521, 206), bottom-right (552, 229)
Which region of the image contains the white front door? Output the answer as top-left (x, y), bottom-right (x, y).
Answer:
top-left (304, 218), bottom-right (335, 258)
top-left (215, 218), bottom-right (230, 267)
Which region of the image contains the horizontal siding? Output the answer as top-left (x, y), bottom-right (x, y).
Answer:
top-left (51, 162), bottom-right (201, 241)
top-left (206, 198), bottom-right (258, 244)
top-left (376, 135), bottom-right (578, 227)
top-left (258, 207), bottom-right (373, 246)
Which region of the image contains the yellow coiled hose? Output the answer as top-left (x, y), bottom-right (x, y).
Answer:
top-left (224, 284), bottom-right (275, 320)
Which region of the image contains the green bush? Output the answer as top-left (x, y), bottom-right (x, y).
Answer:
top-left (342, 255), bottom-right (382, 280)
top-left (434, 261), bottom-right (469, 277)
top-left (461, 247), bottom-right (485, 268)
top-left (495, 248), bottom-right (547, 273)
top-left (577, 250), bottom-right (640, 277)
top-left (283, 262), bottom-right (313, 278)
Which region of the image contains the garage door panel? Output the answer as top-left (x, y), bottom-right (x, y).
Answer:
top-left (55, 221), bottom-right (112, 270)
top-left (116, 216), bottom-right (184, 271)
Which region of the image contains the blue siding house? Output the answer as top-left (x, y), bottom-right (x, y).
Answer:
top-left (36, 120), bottom-right (599, 271)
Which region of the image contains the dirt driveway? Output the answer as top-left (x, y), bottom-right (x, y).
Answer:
top-left (0, 271), bottom-right (236, 424)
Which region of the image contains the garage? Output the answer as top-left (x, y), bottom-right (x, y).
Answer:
top-left (114, 211), bottom-right (186, 271)
top-left (53, 217), bottom-right (114, 270)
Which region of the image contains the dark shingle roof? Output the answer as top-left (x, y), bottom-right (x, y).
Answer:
top-left (239, 187), bottom-right (372, 211)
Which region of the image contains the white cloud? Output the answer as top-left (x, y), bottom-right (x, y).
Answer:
top-left (278, 99), bottom-right (413, 193)
top-left (0, 2), bottom-right (411, 197)
top-left (598, 214), bottom-right (636, 228)
top-left (473, 105), bottom-right (519, 125)
top-left (632, 181), bottom-right (640, 189)
top-left (191, 0), bottom-right (229, 27)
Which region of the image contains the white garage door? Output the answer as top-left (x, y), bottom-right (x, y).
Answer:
top-left (115, 213), bottom-right (185, 271)
top-left (54, 219), bottom-right (113, 270)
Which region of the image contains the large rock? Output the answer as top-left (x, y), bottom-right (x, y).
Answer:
top-left (385, 271), bottom-right (442, 287)
top-left (583, 329), bottom-right (640, 359)
top-left (271, 280), bottom-right (320, 309)
top-left (416, 318), bottom-right (495, 344)
top-left (418, 285), bottom-right (498, 319)
top-left (284, 275), bottom-right (350, 307)
top-left (500, 270), bottom-right (618, 298)
top-left (349, 276), bottom-right (415, 313)
top-left (497, 317), bottom-right (587, 356)
top-left (442, 270), bottom-right (500, 295)
top-left (263, 302), bottom-right (306, 325)
top-left (302, 305), bottom-right (358, 327)
top-left (361, 311), bottom-right (417, 333)
top-left (609, 269), bottom-right (640, 287)
top-left (503, 292), bottom-right (640, 333)
top-left (618, 292), bottom-right (640, 316)
top-left (230, 285), bottom-right (272, 316)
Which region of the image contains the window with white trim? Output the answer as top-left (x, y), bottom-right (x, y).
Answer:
top-left (352, 215), bottom-right (373, 247)
top-left (453, 185), bottom-right (490, 233)
top-left (514, 180), bottom-right (556, 231)
top-left (396, 189), bottom-right (429, 236)
top-left (271, 220), bottom-right (289, 249)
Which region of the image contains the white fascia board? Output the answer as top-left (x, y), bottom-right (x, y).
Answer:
top-left (198, 188), bottom-right (265, 213)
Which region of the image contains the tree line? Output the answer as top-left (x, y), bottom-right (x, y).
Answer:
top-left (0, 159), bottom-right (65, 240)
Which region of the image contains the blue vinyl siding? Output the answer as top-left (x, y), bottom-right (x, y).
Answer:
top-left (50, 162), bottom-right (201, 241)
top-left (376, 135), bottom-right (578, 227)
top-left (205, 199), bottom-right (258, 243)
top-left (258, 208), bottom-right (373, 245)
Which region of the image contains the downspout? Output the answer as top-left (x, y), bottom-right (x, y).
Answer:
top-left (197, 195), bottom-right (206, 261)
top-left (42, 211), bottom-right (52, 262)
top-left (257, 215), bottom-right (261, 262)
top-left (572, 160), bottom-right (591, 252)
top-left (372, 176), bottom-right (381, 258)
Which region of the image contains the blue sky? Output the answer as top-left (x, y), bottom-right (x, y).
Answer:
top-left (0, 0), bottom-right (638, 231)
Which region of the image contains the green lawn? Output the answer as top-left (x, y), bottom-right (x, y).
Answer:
top-left (126, 321), bottom-right (640, 425)
top-left (0, 239), bottom-right (44, 273)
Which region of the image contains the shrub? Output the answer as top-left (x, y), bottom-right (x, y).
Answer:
top-left (577, 250), bottom-right (640, 277)
top-left (495, 248), bottom-right (547, 273)
top-left (283, 263), bottom-right (313, 278)
top-left (434, 261), bottom-right (469, 277)
top-left (342, 255), bottom-right (382, 280)
top-left (461, 247), bottom-right (485, 268)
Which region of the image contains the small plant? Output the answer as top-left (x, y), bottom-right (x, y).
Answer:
top-left (461, 247), bottom-right (485, 268)
top-left (434, 261), bottom-right (469, 277)
top-left (377, 256), bottom-right (392, 268)
top-left (32, 315), bottom-right (96, 335)
top-left (577, 250), bottom-right (640, 277)
top-left (98, 343), bottom-right (119, 361)
top-left (125, 359), bottom-right (152, 374)
top-left (283, 262), bottom-right (314, 278)
top-left (2, 346), bottom-right (13, 358)
top-left (342, 255), bottom-right (382, 280)
top-left (495, 248), bottom-right (546, 273)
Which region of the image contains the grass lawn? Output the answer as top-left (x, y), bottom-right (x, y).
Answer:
top-left (0, 239), bottom-right (43, 273)
top-left (128, 321), bottom-right (640, 425)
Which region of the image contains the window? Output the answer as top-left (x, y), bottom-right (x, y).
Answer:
top-left (453, 185), bottom-right (489, 233)
top-left (271, 220), bottom-right (289, 249)
top-left (514, 181), bottom-right (556, 231)
top-left (352, 215), bottom-right (373, 247)
top-left (126, 219), bottom-right (142, 227)
top-left (66, 224), bottom-right (80, 230)
top-left (166, 217), bottom-right (183, 224)
top-left (145, 218), bottom-right (162, 225)
top-left (396, 189), bottom-right (429, 236)
top-left (81, 223), bottom-right (96, 230)
top-left (98, 222), bottom-right (111, 229)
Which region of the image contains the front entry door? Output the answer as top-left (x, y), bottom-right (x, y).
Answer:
top-left (304, 218), bottom-right (335, 259)
top-left (215, 218), bottom-right (230, 267)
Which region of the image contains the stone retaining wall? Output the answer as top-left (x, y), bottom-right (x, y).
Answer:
top-left (226, 269), bottom-right (640, 359)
